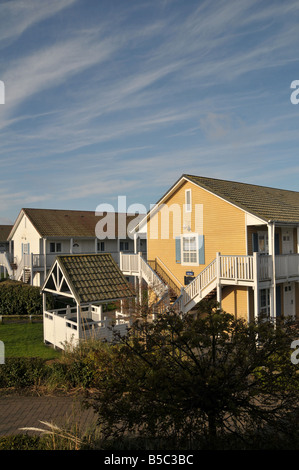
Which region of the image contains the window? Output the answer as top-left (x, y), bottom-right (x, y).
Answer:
top-left (258, 232), bottom-right (268, 254)
top-left (50, 242), bottom-right (62, 253)
top-left (22, 243), bottom-right (30, 255)
top-left (185, 189), bottom-right (192, 212)
top-left (182, 235), bottom-right (197, 264)
top-left (120, 241), bottom-right (129, 251)
top-left (97, 241), bottom-right (105, 252)
top-left (176, 234), bottom-right (205, 265)
top-left (260, 288), bottom-right (270, 317)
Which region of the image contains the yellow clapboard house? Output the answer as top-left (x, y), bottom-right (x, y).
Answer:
top-left (121, 174), bottom-right (299, 322)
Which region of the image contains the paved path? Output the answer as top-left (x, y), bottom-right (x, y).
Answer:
top-left (0, 395), bottom-right (98, 436)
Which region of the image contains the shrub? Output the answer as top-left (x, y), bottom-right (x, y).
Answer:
top-left (0, 357), bottom-right (49, 388)
top-left (49, 353), bottom-right (96, 389)
top-left (0, 434), bottom-right (43, 450)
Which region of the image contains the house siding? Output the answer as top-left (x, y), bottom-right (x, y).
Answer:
top-left (221, 286), bottom-right (248, 321)
top-left (147, 180), bottom-right (250, 318)
top-left (147, 180), bottom-right (247, 287)
top-left (11, 214), bottom-right (41, 264)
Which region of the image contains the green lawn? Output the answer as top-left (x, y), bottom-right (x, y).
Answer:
top-left (0, 323), bottom-right (61, 359)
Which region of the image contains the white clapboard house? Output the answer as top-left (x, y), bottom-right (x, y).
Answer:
top-left (0, 208), bottom-right (146, 287)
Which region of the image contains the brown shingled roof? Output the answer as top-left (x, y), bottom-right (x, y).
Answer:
top-left (0, 225), bottom-right (13, 242)
top-left (21, 208), bottom-right (138, 238)
top-left (184, 175), bottom-right (299, 223)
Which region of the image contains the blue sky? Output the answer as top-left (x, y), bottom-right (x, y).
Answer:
top-left (1, 0), bottom-right (299, 224)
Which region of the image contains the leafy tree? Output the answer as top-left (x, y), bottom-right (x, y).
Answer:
top-left (87, 300), bottom-right (299, 449)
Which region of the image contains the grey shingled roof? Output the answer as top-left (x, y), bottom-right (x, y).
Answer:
top-left (56, 253), bottom-right (135, 304)
top-left (184, 174), bottom-right (299, 223)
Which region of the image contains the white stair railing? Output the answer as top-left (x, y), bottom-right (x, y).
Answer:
top-left (183, 258), bottom-right (217, 308)
top-left (14, 257), bottom-right (24, 281)
top-left (139, 256), bottom-right (168, 298)
top-left (13, 254), bottom-right (32, 281)
top-left (0, 252), bottom-right (13, 277)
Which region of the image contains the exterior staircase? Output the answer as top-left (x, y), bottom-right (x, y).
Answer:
top-left (22, 269), bottom-right (31, 284)
top-left (121, 252), bottom-right (255, 315)
top-left (0, 253), bottom-right (31, 284)
top-left (120, 253), bottom-right (221, 315)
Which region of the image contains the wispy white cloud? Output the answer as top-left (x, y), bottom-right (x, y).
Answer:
top-left (0, 0), bottom-right (77, 44)
top-left (1, 0), bottom-right (299, 219)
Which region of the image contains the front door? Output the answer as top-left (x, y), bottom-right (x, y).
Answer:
top-left (282, 228), bottom-right (294, 254)
top-left (283, 282), bottom-right (295, 317)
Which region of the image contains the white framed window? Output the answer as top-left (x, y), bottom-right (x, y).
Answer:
top-left (50, 242), bottom-right (62, 253)
top-left (181, 234), bottom-right (198, 265)
top-left (185, 189), bottom-right (192, 213)
top-left (120, 240), bottom-right (129, 251)
top-left (97, 241), bottom-right (105, 252)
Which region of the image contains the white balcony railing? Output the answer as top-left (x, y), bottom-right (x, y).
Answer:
top-left (257, 253), bottom-right (299, 281)
top-left (220, 255), bottom-right (254, 282)
top-left (275, 253), bottom-right (299, 280)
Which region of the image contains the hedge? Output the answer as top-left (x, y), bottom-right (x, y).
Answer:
top-left (0, 280), bottom-right (53, 316)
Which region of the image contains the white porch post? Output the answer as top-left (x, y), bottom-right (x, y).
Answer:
top-left (138, 252), bottom-right (142, 303)
top-left (216, 252), bottom-right (221, 307)
top-left (76, 302), bottom-right (81, 339)
top-left (42, 292), bottom-right (47, 313)
top-left (42, 292), bottom-right (47, 343)
top-left (43, 238), bottom-right (47, 282)
top-left (30, 252), bottom-right (33, 285)
top-left (70, 238), bottom-right (73, 254)
top-left (98, 304), bottom-right (103, 322)
top-left (134, 233), bottom-right (138, 254)
top-left (268, 222), bottom-right (276, 319)
top-left (253, 252), bottom-right (259, 319)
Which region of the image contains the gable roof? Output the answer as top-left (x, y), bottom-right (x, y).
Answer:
top-left (9, 208), bottom-right (139, 239)
top-left (184, 174), bottom-right (299, 223)
top-left (132, 174), bottom-right (299, 232)
top-left (0, 225), bottom-right (13, 242)
top-left (43, 253), bottom-right (135, 304)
